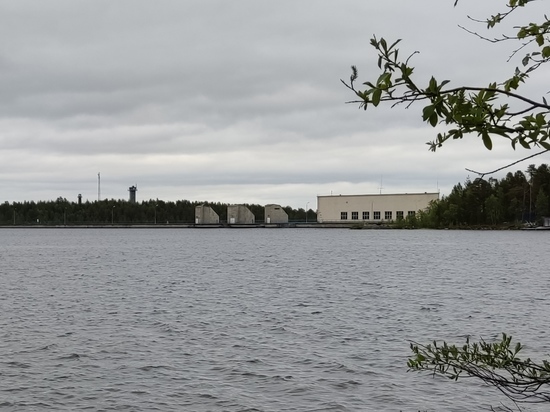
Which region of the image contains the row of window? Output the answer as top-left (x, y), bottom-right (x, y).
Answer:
top-left (340, 211), bottom-right (416, 220)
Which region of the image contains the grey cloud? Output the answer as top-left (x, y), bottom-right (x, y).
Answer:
top-left (0, 0), bottom-right (545, 206)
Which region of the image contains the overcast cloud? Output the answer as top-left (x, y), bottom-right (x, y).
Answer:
top-left (1, 0), bottom-right (548, 208)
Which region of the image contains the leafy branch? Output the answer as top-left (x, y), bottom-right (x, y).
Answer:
top-left (343, 0), bottom-right (550, 152)
top-left (408, 334), bottom-right (550, 406)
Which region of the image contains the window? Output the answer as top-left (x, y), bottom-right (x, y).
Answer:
top-left (373, 211), bottom-right (380, 220)
top-left (396, 211), bottom-right (404, 220)
top-left (362, 211), bottom-right (369, 220)
top-left (385, 211), bottom-right (393, 220)
top-left (408, 211), bottom-right (416, 217)
top-left (341, 212), bottom-right (348, 220)
top-left (351, 211), bottom-right (358, 220)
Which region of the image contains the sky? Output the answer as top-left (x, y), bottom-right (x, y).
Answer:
top-left (1, 0), bottom-right (548, 209)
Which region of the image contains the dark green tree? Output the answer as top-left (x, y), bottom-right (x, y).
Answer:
top-left (484, 193), bottom-right (502, 225)
top-left (418, 165), bottom-right (550, 227)
top-left (535, 188), bottom-right (549, 221)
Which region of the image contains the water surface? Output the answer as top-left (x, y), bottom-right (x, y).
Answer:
top-left (1, 228), bottom-right (549, 411)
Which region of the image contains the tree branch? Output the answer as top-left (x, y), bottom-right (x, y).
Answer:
top-left (465, 149), bottom-right (550, 178)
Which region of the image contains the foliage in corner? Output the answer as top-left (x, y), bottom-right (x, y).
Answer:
top-left (342, 0), bottom-right (550, 151)
top-left (408, 333), bottom-right (550, 405)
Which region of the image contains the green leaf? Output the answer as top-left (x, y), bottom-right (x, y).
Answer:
top-left (380, 38), bottom-right (388, 52)
top-left (428, 76), bottom-right (438, 93)
top-left (372, 88), bottom-right (382, 107)
top-left (519, 139), bottom-right (531, 149)
top-left (389, 39), bottom-right (402, 50)
top-left (422, 105), bottom-right (435, 121)
top-left (377, 72), bottom-right (391, 87)
top-left (482, 131), bottom-right (493, 150)
top-left (429, 113), bottom-right (438, 127)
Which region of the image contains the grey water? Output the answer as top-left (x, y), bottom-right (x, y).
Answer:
top-left (1, 228), bottom-right (550, 411)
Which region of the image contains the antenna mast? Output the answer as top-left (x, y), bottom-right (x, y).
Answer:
top-left (98, 172), bottom-right (101, 201)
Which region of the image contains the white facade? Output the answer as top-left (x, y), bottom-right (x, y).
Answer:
top-left (316, 193), bottom-right (439, 223)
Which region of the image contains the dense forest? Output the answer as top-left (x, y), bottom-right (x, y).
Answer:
top-left (409, 164), bottom-right (550, 228)
top-left (0, 198), bottom-right (317, 226)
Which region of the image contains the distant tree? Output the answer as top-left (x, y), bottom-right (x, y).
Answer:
top-left (403, 211), bottom-right (418, 228)
top-left (419, 167), bottom-right (550, 227)
top-left (484, 193), bottom-right (502, 224)
top-left (499, 171), bottom-right (529, 221)
top-left (535, 188), bottom-right (549, 221)
top-left (0, 199), bottom-right (313, 226)
top-left (442, 203), bottom-right (459, 226)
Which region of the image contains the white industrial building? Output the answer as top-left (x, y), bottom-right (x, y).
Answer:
top-left (316, 193), bottom-right (439, 223)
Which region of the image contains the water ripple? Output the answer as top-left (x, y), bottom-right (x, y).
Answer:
top-left (0, 228), bottom-right (548, 411)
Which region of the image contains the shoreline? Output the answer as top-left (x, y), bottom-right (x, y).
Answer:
top-left (1, 223), bottom-right (548, 230)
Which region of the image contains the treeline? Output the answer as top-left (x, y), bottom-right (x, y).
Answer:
top-left (0, 198), bottom-right (317, 226)
top-left (410, 164), bottom-right (550, 228)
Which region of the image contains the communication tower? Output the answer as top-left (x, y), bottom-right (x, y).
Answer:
top-left (128, 185), bottom-right (137, 203)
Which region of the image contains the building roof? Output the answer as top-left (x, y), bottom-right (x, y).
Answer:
top-left (317, 192), bottom-right (439, 199)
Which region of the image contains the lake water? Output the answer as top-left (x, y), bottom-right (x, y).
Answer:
top-left (1, 228), bottom-right (550, 411)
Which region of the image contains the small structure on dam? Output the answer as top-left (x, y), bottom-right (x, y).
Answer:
top-left (264, 204), bottom-right (288, 224)
top-left (227, 205), bottom-right (255, 224)
top-left (195, 205), bottom-right (220, 224)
